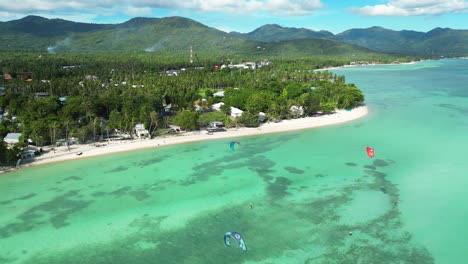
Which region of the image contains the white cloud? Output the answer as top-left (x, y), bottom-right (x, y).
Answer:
top-left (131, 0), bottom-right (323, 15)
top-left (350, 0), bottom-right (468, 16)
top-left (0, 0), bottom-right (120, 12)
top-left (0, 0), bottom-right (324, 22)
top-left (0, 0), bottom-right (161, 22)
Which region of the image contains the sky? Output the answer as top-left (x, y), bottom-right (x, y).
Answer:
top-left (0, 0), bottom-right (467, 33)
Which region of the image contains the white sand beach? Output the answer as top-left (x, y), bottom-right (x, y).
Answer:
top-left (315, 61), bottom-right (417, 71)
top-left (10, 105), bottom-right (368, 170)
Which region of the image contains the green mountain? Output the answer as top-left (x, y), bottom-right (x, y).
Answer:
top-left (231, 24), bottom-right (334, 42)
top-left (252, 38), bottom-right (381, 59)
top-left (0, 15), bottom-right (112, 51)
top-left (336, 27), bottom-right (468, 56)
top-left (231, 24), bottom-right (467, 56)
top-left (0, 15), bottom-right (384, 59)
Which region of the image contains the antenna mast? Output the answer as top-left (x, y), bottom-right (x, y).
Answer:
top-left (190, 46), bottom-right (193, 64)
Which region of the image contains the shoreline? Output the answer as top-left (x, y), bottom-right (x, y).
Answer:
top-left (2, 105), bottom-right (368, 173)
top-left (314, 61), bottom-right (418, 71)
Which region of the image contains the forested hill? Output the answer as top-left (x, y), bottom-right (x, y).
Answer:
top-left (335, 27), bottom-right (468, 56)
top-left (231, 24), bottom-right (334, 42)
top-left (234, 24), bottom-right (468, 56)
top-left (0, 16), bottom-right (112, 51)
top-left (0, 16), bottom-right (383, 58)
top-left (3, 15), bottom-right (465, 56)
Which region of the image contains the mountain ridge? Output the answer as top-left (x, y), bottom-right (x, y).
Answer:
top-left (0, 15), bottom-right (466, 56)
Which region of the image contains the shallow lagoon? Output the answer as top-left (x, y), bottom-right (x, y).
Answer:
top-left (1, 59), bottom-right (467, 263)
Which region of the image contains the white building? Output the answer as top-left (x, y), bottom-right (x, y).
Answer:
top-left (290, 106), bottom-right (304, 117)
top-left (3, 133), bottom-right (21, 145)
top-left (211, 102), bottom-right (243, 118)
top-left (258, 112), bottom-right (266, 122)
top-left (212, 102), bottom-right (224, 111)
top-left (209, 121), bottom-right (225, 128)
top-left (230, 107), bottom-right (243, 118)
top-left (134, 123), bottom-right (149, 138)
top-left (213, 91), bottom-right (224, 97)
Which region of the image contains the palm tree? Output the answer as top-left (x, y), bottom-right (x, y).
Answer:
top-left (48, 121), bottom-right (58, 146)
top-left (148, 111), bottom-right (159, 139)
top-left (63, 119), bottom-right (71, 151)
top-left (92, 117), bottom-right (99, 145)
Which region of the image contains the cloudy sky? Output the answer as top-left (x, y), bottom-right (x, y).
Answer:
top-left (0, 0), bottom-right (467, 33)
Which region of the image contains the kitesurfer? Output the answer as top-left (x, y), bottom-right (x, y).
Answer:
top-left (249, 203), bottom-right (253, 209)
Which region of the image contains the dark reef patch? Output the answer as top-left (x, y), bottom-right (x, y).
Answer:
top-left (284, 167), bottom-right (305, 174)
top-left (19, 173), bottom-right (434, 264)
top-left (373, 159), bottom-right (389, 167)
top-left (138, 156), bottom-right (168, 167)
top-left (129, 191), bottom-right (151, 201)
top-left (0, 190), bottom-right (92, 238)
top-left (436, 103), bottom-right (468, 114)
top-left (364, 165), bottom-right (376, 170)
top-left (345, 162), bottom-right (357, 167)
top-left (0, 193), bottom-right (37, 205)
top-left (266, 177), bottom-right (293, 199)
top-left (364, 170), bottom-right (387, 178)
top-left (91, 191), bottom-right (107, 197)
top-left (62, 176), bottom-right (82, 182)
top-left (109, 187), bottom-right (132, 197)
top-left (105, 166), bottom-right (128, 173)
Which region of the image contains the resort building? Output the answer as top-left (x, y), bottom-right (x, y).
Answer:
top-left (3, 133), bottom-right (22, 146)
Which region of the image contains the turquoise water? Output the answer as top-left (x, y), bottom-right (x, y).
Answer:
top-left (1, 59), bottom-right (467, 263)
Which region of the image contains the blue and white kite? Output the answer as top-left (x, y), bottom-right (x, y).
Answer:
top-left (224, 232), bottom-right (247, 251)
top-left (229, 141), bottom-right (240, 152)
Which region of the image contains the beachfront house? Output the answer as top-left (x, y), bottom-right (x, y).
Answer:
top-left (211, 102), bottom-right (244, 118)
top-left (258, 112), bottom-right (266, 122)
top-left (290, 106), bottom-right (304, 118)
top-left (209, 121), bottom-right (225, 128)
top-left (134, 123), bottom-right (149, 138)
top-left (3, 133), bottom-right (22, 146)
top-left (230, 107), bottom-right (243, 118)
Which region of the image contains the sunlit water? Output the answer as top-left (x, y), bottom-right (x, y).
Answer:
top-left (1, 59), bottom-right (467, 264)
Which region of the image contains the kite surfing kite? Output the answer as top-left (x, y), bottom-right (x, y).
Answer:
top-left (366, 147), bottom-right (375, 158)
top-left (230, 141), bottom-right (240, 152)
top-left (224, 232), bottom-right (247, 251)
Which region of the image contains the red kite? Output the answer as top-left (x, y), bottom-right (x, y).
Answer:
top-left (366, 147), bottom-right (374, 158)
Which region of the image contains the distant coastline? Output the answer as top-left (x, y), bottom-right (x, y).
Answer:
top-left (314, 60), bottom-right (419, 72)
top-left (1, 105), bottom-right (368, 173)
